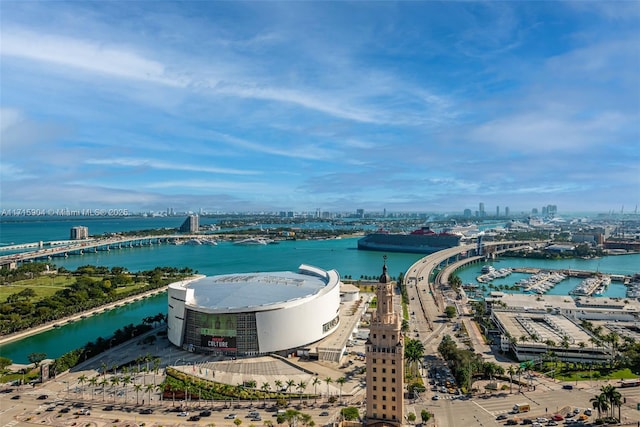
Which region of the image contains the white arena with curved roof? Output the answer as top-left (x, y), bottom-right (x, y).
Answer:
top-left (167, 264), bottom-right (342, 356)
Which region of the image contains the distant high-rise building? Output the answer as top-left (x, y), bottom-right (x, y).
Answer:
top-left (356, 208), bottom-right (365, 218)
top-left (179, 214), bottom-right (199, 233)
top-left (532, 208), bottom-right (539, 215)
top-left (505, 207), bottom-right (510, 217)
top-left (479, 202), bottom-right (485, 217)
top-left (366, 257), bottom-right (404, 427)
top-left (463, 209), bottom-right (472, 217)
top-left (496, 206), bottom-right (500, 217)
top-left (70, 226), bottom-right (89, 240)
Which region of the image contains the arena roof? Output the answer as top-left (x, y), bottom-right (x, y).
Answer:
top-left (185, 267), bottom-right (335, 310)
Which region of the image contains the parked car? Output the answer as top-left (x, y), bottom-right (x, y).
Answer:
top-left (584, 409), bottom-right (592, 416)
top-left (319, 411), bottom-right (330, 416)
top-left (140, 408), bottom-right (153, 414)
top-left (496, 414), bottom-right (508, 420)
top-left (432, 395), bottom-right (439, 400)
top-left (11, 395), bottom-right (20, 400)
top-left (505, 420), bottom-right (518, 426)
top-left (37, 394), bottom-right (49, 400)
top-left (551, 414), bottom-right (564, 421)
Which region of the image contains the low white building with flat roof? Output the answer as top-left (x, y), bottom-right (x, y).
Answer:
top-left (489, 293), bottom-right (640, 364)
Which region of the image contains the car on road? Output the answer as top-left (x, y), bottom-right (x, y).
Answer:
top-left (562, 384), bottom-right (574, 390)
top-left (320, 411), bottom-right (330, 416)
top-left (37, 394), bottom-right (49, 400)
top-left (59, 407), bottom-right (70, 413)
top-left (188, 415), bottom-right (201, 421)
top-left (200, 410), bottom-right (212, 417)
top-left (225, 413), bottom-right (237, 419)
top-left (496, 414), bottom-right (507, 420)
top-left (140, 408), bottom-right (153, 414)
top-left (178, 411), bottom-right (189, 417)
top-left (546, 421), bottom-right (558, 426)
top-left (505, 420), bottom-right (518, 426)
top-left (431, 395), bottom-right (439, 400)
top-left (551, 414), bottom-right (564, 421)
top-left (104, 405), bottom-right (114, 411)
top-left (11, 395), bottom-right (20, 400)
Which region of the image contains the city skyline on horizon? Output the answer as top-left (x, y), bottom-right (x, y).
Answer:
top-left (1, 2), bottom-right (638, 213)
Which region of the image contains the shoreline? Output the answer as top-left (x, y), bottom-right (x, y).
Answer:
top-left (0, 286), bottom-right (168, 347)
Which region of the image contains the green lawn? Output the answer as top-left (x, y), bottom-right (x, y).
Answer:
top-left (0, 275), bottom-right (75, 303)
top-left (0, 275), bottom-right (150, 303)
top-left (553, 367), bottom-right (638, 382)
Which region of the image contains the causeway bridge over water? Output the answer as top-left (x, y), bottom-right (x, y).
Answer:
top-left (0, 235), bottom-right (204, 269)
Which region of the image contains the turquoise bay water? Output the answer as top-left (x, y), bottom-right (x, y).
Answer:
top-left (1, 217), bottom-right (638, 363)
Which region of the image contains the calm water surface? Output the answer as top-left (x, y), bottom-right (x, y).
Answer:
top-left (1, 217), bottom-right (638, 363)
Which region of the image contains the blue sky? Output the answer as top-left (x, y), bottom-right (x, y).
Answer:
top-left (1, 1), bottom-right (638, 215)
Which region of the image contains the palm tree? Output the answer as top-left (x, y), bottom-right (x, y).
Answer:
top-left (77, 374), bottom-right (88, 400)
top-left (88, 376), bottom-right (98, 401)
top-left (516, 366), bottom-right (523, 393)
top-left (611, 389), bottom-right (622, 421)
top-left (275, 380), bottom-right (284, 397)
top-left (122, 375), bottom-right (132, 404)
top-left (155, 383), bottom-right (165, 403)
top-left (600, 384), bottom-right (621, 419)
top-left (245, 380), bottom-right (257, 405)
top-left (336, 377), bottom-right (346, 403)
top-left (261, 382), bottom-right (271, 407)
top-left (145, 384), bottom-right (154, 405)
top-left (99, 377), bottom-right (109, 402)
top-left (134, 383), bottom-right (143, 405)
top-left (110, 376), bottom-right (120, 402)
top-left (311, 377), bottom-right (321, 403)
top-left (296, 381), bottom-right (307, 404)
top-left (404, 339), bottom-right (425, 378)
top-left (285, 380), bottom-right (295, 404)
top-left (507, 365), bottom-right (516, 394)
top-left (590, 393), bottom-right (608, 419)
top-left (323, 377), bottom-right (333, 400)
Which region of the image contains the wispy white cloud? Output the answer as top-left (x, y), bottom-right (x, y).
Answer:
top-left (0, 29), bottom-right (184, 87)
top-left (85, 157), bottom-right (260, 175)
top-left (143, 179), bottom-right (277, 193)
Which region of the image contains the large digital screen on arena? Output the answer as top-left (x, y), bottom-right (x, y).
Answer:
top-left (197, 313), bottom-right (237, 350)
top-left (200, 335), bottom-right (237, 350)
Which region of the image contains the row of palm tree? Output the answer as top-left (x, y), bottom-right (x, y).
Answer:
top-left (76, 372), bottom-right (163, 405)
top-left (589, 384), bottom-right (621, 421)
top-left (76, 368), bottom-right (350, 407)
